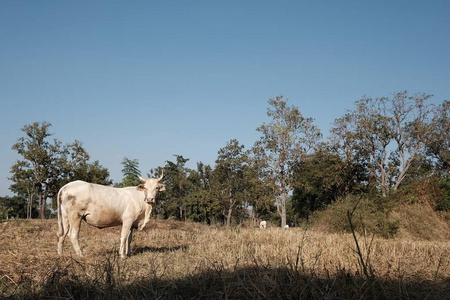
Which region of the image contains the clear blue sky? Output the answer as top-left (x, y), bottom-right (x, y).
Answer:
top-left (1, 1), bottom-right (449, 196)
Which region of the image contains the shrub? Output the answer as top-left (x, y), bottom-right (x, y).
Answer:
top-left (437, 177), bottom-right (450, 211)
top-left (0, 205), bottom-right (11, 221)
top-left (312, 195), bottom-right (399, 238)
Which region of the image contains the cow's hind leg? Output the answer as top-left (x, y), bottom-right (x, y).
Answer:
top-left (68, 212), bottom-right (84, 257)
top-left (57, 212), bottom-right (70, 255)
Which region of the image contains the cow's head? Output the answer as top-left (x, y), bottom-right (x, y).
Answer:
top-left (137, 171), bottom-right (165, 203)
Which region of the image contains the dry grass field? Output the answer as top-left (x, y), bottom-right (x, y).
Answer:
top-left (1, 219), bottom-right (449, 299)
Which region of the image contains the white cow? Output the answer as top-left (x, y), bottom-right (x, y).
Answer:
top-left (259, 220), bottom-right (267, 229)
top-left (57, 172), bottom-right (165, 258)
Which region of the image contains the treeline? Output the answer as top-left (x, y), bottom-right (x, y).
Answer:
top-left (1, 92), bottom-right (449, 227)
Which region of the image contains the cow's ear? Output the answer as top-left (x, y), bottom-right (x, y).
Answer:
top-left (158, 184), bottom-right (166, 192)
top-left (137, 184), bottom-right (146, 191)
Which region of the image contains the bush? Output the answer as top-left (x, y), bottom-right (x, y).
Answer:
top-left (0, 205), bottom-right (11, 221)
top-left (437, 177), bottom-right (450, 211)
top-left (312, 195), bottom-right (400, 238)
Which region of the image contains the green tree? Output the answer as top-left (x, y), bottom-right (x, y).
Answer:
top-left (185, 162), bottom-right (220, 224)
top-left (437, 176), bottom-right (450, 211)
top-left (211, 139), bottom-right (249, 227)
top-left (330, 114), bottom-right (370, 196)
top-left (115, 157), bottom-right (141, 187)
top-left (10, 122), bottom-right (67, 219)
top-left (161, 155), bottom-right (191, 220)
top-left (71, 160), bottom-right (112, 186)
top-left (291, 145), bottom-right (348, 221)
top-left (9, 161), bottom-right (37, 219)
top-left (0, 196), bottom-right (29, 220)
top-left (255, 96), bottom-right (321, 227)
top-left (246, 146), bottom-right (276, 223)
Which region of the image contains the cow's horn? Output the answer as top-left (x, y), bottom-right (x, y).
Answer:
top-left (158, 170), bottom-right (164, 181)
top-left (138, 175), bottom-right (146, 183)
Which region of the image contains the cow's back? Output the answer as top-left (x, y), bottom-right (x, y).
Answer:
top-left (59, 181), bottom-right (95, 208)
top-left (59, 181), bottom-right (134, 228)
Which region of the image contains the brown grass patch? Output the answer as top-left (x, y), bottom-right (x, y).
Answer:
top-left (390, 202), bottom-right (450, 241)
top-left (1, 219), bottom-right (449, 299)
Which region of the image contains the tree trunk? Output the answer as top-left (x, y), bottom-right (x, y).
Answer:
top-left (393, 146), bottom-right (419, 191)
top-left (281, 191), bottom-right (287, 227)
top-left (280, 165), bottom-right (287, 227)
top-left (377, 153), bottom-right (388, 198)
top-left (226, 189), bottom-right (234, 227)
top-left (27, 194), bottom-right (32, 219)
top-left (38, 192), bottom-right (46, 219)
top-left (381, 170), bottom-right (387, 198)
top-left (26, 187), bottom-right (35, 219)
top-left (226, 206), bottom-right (232, 227)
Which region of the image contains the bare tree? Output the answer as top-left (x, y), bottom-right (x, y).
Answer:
top-left (256, 96), bottom-right (321, 227)
top-left (427, 100), bottom-right (450, 173)
top-left (390, 92), bottom-right (435, 190)
top-left (332, 92), bottom-right (437, 197)
top-left (353, 96), bottom-right (395, 197)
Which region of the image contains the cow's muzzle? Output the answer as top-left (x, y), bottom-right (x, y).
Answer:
top-left (145, 198), bottom-right (155, 204)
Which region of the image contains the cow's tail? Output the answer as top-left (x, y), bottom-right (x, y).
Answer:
top-left (57, 188), bottom-right (65, 238)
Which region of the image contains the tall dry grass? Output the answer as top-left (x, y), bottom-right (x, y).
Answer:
top-left (1, 219), bottom-right (449, 299)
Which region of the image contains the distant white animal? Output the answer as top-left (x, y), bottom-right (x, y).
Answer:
top-left (259, 220), bottom-right (267, 229)
top-left (57, 172), bottom-right (165, 258)
top-left (284, 225), bottom-right (289, 229)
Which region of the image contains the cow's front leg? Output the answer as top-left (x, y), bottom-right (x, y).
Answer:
top-left (126, 228), bottom-right (133, 257)
top-left (119, 222), bottom-right (132, 258)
